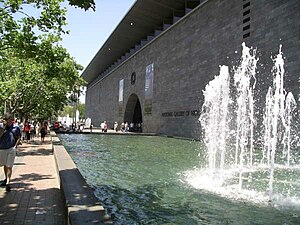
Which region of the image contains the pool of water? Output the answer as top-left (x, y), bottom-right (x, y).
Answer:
top-left (58, 134), bottom-right (300, 225)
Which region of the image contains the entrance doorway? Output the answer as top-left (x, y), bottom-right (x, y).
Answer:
top-left (124, 94), bottom-right (142, 132)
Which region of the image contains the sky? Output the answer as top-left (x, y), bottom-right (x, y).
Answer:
top-left (60, 0), bottom-right (136, 102)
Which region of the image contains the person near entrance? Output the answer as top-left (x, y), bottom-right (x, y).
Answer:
top-left (114, 122), bottom-right (118, 132)
top-left (0, 113), bottom-right (21, 192)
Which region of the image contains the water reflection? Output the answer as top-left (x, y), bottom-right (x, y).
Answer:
top-left (58, 134), bottom-right (300, 225)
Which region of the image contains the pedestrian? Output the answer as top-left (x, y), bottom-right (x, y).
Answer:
top-left (124, 122), bottom-right (129, 132)
top-left (121, 122), bottom-right (125, 132)
top-left (35, 122), bottom-right (40, 139)
top-left (71, 122), bottom-right (75, 132)
top-left (23, 121), bottom-right (31, 142)
top-left (104, 121), bottom-right (108, 132)
top-left (40, 122), bottom-right (47, 144)
top-left (114, 121), bottom-right (118, 132)
top-left (19, 121), bottom-right (24, 140)
top-left (101, 121), bottom-right (105, 132)
top-left (30, 122), bottom-right (36, 141)
top-left (129, 122), bottom-right (134, 132)
top-left (0, 113), bottom-right (21, 192)
top-left (79, 123), bottom-right (84, 132)
top-left (90, 123), bottom-right (93, 133)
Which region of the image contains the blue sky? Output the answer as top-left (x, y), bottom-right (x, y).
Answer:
top-left (60, 0), bottom-right (136, 102)
top-left (61, 0), bottom-right (136, 70)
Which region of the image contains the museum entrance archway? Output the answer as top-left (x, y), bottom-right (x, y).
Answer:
top-left (124, 94), bottom-right (142, 132)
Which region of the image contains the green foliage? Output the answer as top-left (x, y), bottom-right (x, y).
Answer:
top-left (60, 105), bottom-right (74, 117)
top-left (59, 103), bottom-right (85, 119)
top-left (68, 0), bottom-right (95, 11)
top-left (77, 103), bottom-right (85, 119)
top-left (0, 49), bottom-right (86, 120)
top-left (0, 0), bottom-right (93, 120)
top-left (0, 0), bottom-right (95, 57)
top-left (1, 0), bottom-right (65, 56)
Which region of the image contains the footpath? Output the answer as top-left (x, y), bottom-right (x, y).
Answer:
top-left (0, 136), bottom-right (66, 225)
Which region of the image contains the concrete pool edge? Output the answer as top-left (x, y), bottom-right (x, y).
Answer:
top-left (51, 132), bottom-right (111, 225)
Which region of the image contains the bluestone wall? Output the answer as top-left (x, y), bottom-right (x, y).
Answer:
top-left (85, 0), bottom-right (300, 139)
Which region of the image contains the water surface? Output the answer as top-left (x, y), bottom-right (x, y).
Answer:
top-left (58, 134), bottom-right (300, 225)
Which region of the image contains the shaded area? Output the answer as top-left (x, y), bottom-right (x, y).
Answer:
top-left (124, 93), bottom-right (143, 132)
top-left (124, 93), bottom-right (139, 122)
top-left (12, 173), bottom-right (55, 185)
top-left (17, 148), bottom-right (53, 157)
top-left (0, 136), bottom-right (67, 225)
top-left (0, 187), bottom-right (66, 224)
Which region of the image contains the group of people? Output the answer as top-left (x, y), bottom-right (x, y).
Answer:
top-left (113, 121), bottom-right (142, 133)
top-left (0, 113), bottom-right (49, 192)
top-left (21, 121), bottom-right (48, 143)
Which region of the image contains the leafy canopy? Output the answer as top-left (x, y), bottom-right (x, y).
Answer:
top-left (0, 0), bottom-right (94, 120)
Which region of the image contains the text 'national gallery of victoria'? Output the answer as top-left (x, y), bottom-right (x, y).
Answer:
top-left (82, 0), bottom-right (300, 139)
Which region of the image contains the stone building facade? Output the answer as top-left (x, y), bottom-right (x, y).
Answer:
top-left (83, 0), bottom-right (300, 139)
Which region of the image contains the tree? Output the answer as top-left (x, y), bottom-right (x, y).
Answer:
top-left (68, 0), bottom-right (95, 10)
top-left (59, 103), bottom-right (85, 120)
top-left (0, 0), bottom-right (93, 119)
top-left (0, 47), bottom-right (85, 121)
top-left (0, 0), bottom-right (95, 56)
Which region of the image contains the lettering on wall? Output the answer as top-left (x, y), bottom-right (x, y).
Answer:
top-left (162, 110), bottom-right (200, 117)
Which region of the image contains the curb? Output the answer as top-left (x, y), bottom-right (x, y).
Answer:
top-left (51, 134), bottom-right (111, 224)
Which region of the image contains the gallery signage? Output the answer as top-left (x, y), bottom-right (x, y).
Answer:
top-left (145, 63), bottom-right (154, 115)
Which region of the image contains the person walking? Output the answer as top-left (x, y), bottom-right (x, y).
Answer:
top-left (40, 122), bottom-right (47, 144)
top-left (90, 123), bottom-right (93, 133)
top-left (103, 121), bottom-right (108, 132)
top-left (114, 122), bottom-right (118, 132)
top-left (0, 113), bottom-right (21, 192)
top-left (23, 121), bottom-right (31, 142)
top-left (101, 121), bottom-right (105, 132)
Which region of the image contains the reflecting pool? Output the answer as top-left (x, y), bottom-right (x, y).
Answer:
top-left (58, 134), bottom-right (300, 225)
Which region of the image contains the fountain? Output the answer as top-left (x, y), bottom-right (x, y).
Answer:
top-left (187, 42), bottom-right (299, 209)
top-left (57, 43), bottom-right (300, 224)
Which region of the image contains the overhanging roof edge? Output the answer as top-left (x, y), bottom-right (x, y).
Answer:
top-left (81, 0), bottom-right (199, 84)
top-left (81, 0), bottom-right (138, 83)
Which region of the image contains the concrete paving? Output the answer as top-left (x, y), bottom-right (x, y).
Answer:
top-left (0, 130), bottom-right (156, 225)
top-left (0, 136), bottom-right (66, 225)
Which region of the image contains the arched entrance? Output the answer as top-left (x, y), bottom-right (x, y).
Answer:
top-left (124, 94), bottom-right (142, 132)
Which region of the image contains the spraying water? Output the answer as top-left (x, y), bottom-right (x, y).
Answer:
top-left (192, 42), bottom-right (299, 206)
top-left (263, 45), bottom-right (297, 200)
top-left (199, 43), bottom-right (259, 190)
top-left (233, 43), bottom-right (258, 190)
top-left (199, 65), bottom-right (230, 178)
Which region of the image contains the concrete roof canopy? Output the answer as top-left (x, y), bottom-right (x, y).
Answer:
top-left (82, 0), bottom-right (201, 84)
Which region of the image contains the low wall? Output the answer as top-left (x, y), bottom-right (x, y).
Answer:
top-left (51, 133), bottom-right (111, 224)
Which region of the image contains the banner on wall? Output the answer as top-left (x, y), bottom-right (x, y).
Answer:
top-left (119, 79), bottom-right (124, 114)
top-left (145, 63), bottom-right (154, 114)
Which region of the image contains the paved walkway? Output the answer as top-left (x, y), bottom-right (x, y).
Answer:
top-left (0, 136), bottom-right (66, 225)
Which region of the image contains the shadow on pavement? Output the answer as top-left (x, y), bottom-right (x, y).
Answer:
top-left (0, 187), bottom-right (66, 224)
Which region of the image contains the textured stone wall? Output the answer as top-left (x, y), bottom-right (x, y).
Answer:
top-left (86, 0), bottom-right (300, 139)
